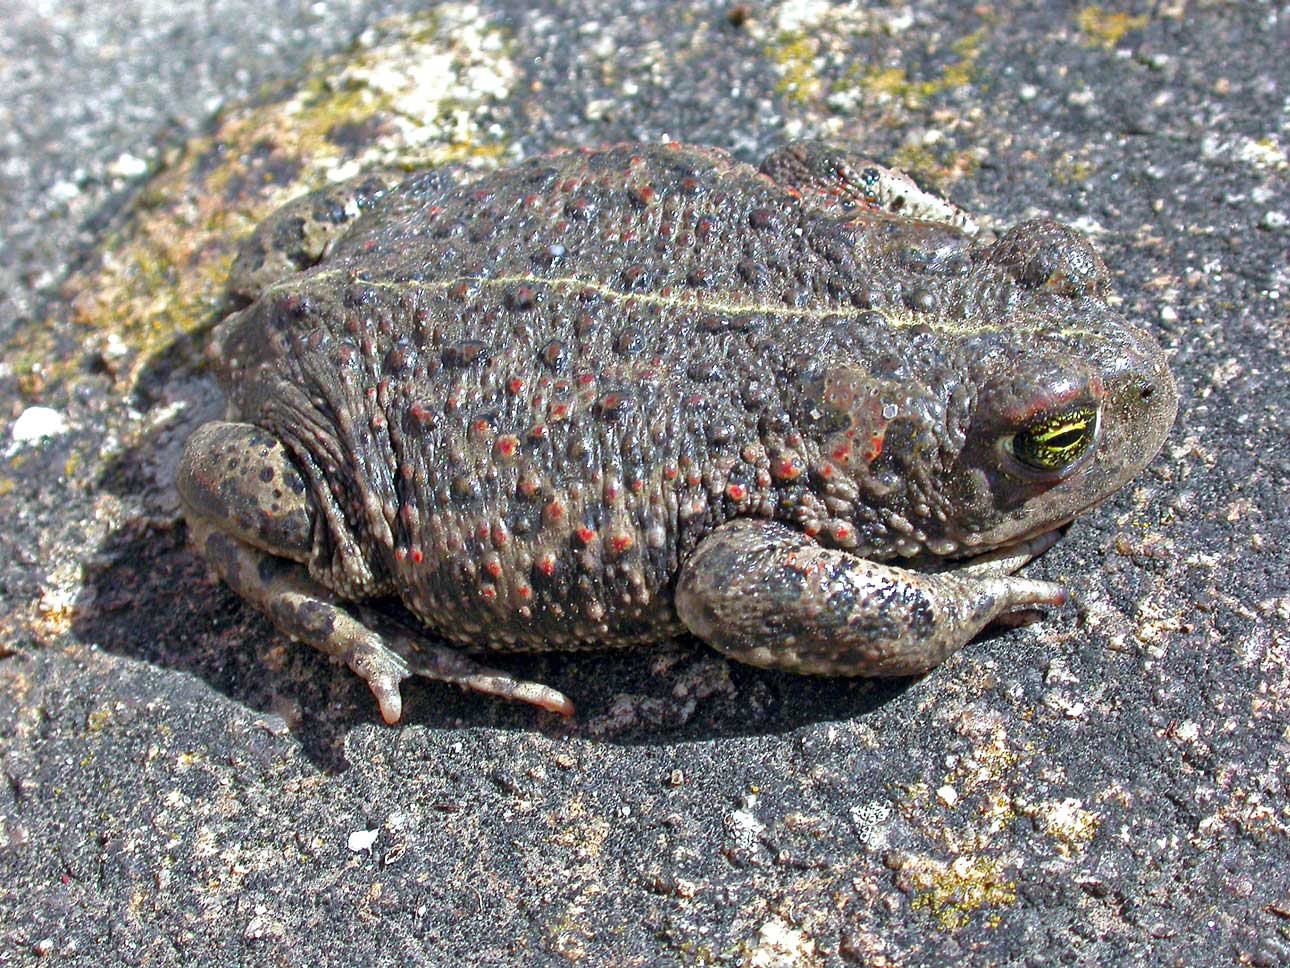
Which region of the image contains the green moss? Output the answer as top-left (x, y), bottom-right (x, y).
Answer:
top-left (86, 707), bottom-right (112, 733)
top-left (859, 65), bottom-right (914, 99)
top-left (888, 144), bottom-right (981, 193)
top-left (1052, 155), bottom-right (1097, 185)
top-left (669, 940), bottom-right (718, 965)
top-left (397, 9), bottom-right (444, 47)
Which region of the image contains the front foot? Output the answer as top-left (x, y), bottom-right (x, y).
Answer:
top-left (327, 613), bottom-right (577, 724)
top-left (675, 518), bottom-right (1067, 678)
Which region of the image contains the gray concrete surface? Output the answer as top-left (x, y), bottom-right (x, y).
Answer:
top-left (0, 1), bottom-right (1286, 964)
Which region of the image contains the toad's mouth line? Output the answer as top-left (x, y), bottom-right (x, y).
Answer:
top-left (911, 479), bottom-right (1124, 574)
top-left (266, 270), bottom-right (1102, 341)
top-left (907, 524), bottom-right (1072, 578)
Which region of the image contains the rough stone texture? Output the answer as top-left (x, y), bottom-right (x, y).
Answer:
top-left (0, 1), bottom-right (1286, 965)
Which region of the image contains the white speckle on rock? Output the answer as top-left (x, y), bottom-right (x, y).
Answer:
top-left (774, 0), bottom-right (835, 33)
top-left (750, 916), bottom-right (815, 968)
top-left (727, 796), bottom-right (765, 854)
top-left (243, 907), bottom-right (284, 940)
top-left (850, 799), bottom-right (894, 848)
top-left (1030, 797), bottom-right (1099, 850)
top-left (1236, 136), bottom-right (1286, 169)
top-left (11, 406), bottom-right (69, 446)
top-left (1260, 210), bottom-right (1287, 230)
top-left (347, 828), bottom-right (379, 852)
top-left (107, 151), bottom-right (148, 179)
top-left (936, 784), bottom-right (958, 808)
top-left (338, 4), bottom-right (517, 172)
top-left (584, 98), bottom-right (615, 122)
top-left (49, 179), bottom-right (80, 203)
top-left (1043, 689), bottom-right (1088, 719)
top-left (1044, 657), bottom-right (1079, 686)
top-left (1070, 215), bottom-right (1108, 237)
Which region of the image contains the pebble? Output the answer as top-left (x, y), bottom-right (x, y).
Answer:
top-left (11, 406), bottom-right (69, 445)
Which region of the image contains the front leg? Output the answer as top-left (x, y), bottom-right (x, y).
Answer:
top-left (674, 519), bottom-right (1066, 677)
top-left (760, 140), bottom-right (979, 234)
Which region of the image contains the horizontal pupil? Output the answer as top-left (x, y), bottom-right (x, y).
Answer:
top-left (1040, 426), bottom-right (1087, 450)
top-left (1007, 404), bottom-right (1097, 472)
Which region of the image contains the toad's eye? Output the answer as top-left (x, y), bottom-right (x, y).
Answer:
top-left (1004, 404), bottom-right (1100, 476)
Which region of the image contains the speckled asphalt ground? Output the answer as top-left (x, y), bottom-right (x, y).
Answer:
top-left (1, 2), bottom-right (1286, 965)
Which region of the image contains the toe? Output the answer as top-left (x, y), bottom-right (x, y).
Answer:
top-left (369, 676), bottom-right (405, 725)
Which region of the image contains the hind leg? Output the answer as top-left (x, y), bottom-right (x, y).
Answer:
top-left (227, 170), bottom-right (407, 302)
top-left (178, 421), bottom-right (573, 722)
top-left (226, 165), bottom-right (462, 302)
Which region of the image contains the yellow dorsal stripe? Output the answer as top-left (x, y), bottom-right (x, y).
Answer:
top-left (267, 270), bottom-right (1095, 339)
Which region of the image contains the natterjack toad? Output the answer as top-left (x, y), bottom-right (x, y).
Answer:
top-left (177, 142), bottom-right (1177, 722)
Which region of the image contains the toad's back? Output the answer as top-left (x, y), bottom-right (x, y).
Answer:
top-left (217, 144), bottom-right (942, 648)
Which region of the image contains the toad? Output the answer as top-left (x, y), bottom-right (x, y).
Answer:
top-left (177, 141), bottom-right (1176, 722)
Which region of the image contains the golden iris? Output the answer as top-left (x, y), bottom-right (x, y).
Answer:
top-left (1008, 404), bottom-right (1099, 472)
